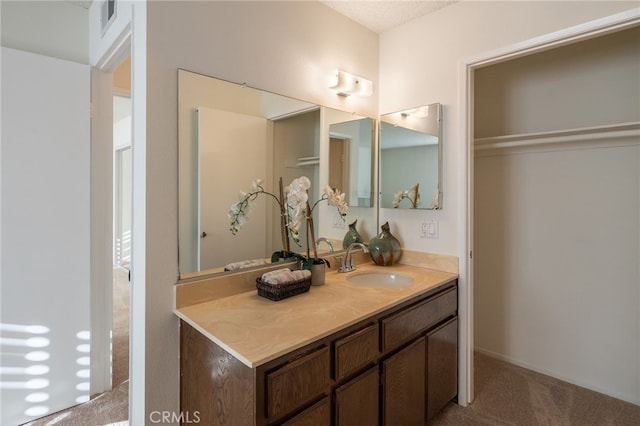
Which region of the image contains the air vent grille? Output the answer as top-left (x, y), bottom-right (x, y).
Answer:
top-left (101, 0), bottom-right (116, 36)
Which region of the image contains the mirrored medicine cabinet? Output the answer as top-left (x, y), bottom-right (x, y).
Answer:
top-left (379, 103), bottom-right (443, 210)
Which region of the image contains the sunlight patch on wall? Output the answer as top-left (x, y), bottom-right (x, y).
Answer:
top-left (1, 323), bottom-right (93, 422)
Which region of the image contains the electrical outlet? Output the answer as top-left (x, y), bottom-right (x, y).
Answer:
top-left (421, 220), bottom-right (438, 239)
top-left (333, 215), bottom-right (346, 229)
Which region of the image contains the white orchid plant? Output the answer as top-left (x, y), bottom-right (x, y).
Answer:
top-left (229, 176), bottom-right (348, 259)
top-left (392, 183), bottom-right (420, 209)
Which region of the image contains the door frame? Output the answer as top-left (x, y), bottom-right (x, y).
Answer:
top-left (329, 132), bottom-right (351, 202)
top-left (90, 39), bottom-right (131, 397)
top-left (458, 8), bottom-right (640, 405)
top-left (114, 145), bottom-right (132, 269)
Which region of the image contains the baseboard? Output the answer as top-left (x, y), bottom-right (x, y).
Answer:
top-left (474, 346), bottom-right (639, 406)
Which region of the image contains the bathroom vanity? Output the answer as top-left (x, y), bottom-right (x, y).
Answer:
top-left (175, 261), bottom-right (458, 425)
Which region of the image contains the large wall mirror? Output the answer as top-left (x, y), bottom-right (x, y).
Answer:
top-left (379, 103), bottom-right (442, 209)
top-left (178, 70), bottom-right (377, 279)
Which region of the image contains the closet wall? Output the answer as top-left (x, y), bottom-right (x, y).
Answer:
top-left (474, 27), bottom-right (639, 404)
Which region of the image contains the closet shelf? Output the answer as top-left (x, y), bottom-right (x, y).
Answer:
top-left (474, 121), bottom-right (640, 154)
top-left (285, 156), bottom-right (320, 168)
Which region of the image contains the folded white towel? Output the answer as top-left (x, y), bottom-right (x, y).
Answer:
top-left (224, 258), bottom-right (268, 271)
top-left (291, 269), bottom-right (311, 280)
top-left (261, 268), bottom-right (310, 285)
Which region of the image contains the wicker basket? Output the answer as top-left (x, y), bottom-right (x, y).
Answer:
top-left (256, 276), bottom-right (312, 301)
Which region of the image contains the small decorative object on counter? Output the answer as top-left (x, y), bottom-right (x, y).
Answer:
top-left (342, 219), bottom-right (364, 249)
top-left (256, 268), bottom-right (312, 301)
top-left (301, 257), bottom-right (330, 286)
top-left (368, 221), bottom-right (402, 266)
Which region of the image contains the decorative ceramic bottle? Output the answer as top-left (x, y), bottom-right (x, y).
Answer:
top-left (342, 219), bottom-right (364, 249)
top-left (368, 221), bottom-right (401, 266)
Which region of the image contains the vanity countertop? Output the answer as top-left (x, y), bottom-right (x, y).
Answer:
top-left (174, 263), bottom-right (458, 368)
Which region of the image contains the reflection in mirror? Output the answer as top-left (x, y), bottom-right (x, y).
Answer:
top-left (329, 118), bottom-right (374, 208)
top-left (178, 70), bottom-right (377, 279)
top-left (379, 103), bottom-right (442, 210)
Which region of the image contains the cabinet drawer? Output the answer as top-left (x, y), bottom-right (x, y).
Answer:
top-left (381, 287), bottom-right (456, 352)
top-left (334, 323), bottom-right (379, 381)
top-left (281, 397), bottom-right (330, 426)
top-left (266, 346), bottom-right (330, 420)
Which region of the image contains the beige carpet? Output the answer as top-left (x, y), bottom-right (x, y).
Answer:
top-left (431, 352), bottom-right (640, 425)
top-left (112, 268), bottom-right (130, 388)
top-left (23, 381), bottom-right (129, 426)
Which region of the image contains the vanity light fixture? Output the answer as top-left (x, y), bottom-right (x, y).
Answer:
top-left (401, 105), bottom-right (430, 118)
top-left (329, 70), bottom-right (373, 97)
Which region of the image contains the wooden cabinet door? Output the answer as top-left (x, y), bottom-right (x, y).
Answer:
top-left (282, 397), bottom-right (331, 426)
top-left (335, 367), bottom-right (379, 425)
top-left (426, 317), bottom-right (458, 420)
top-left (381, 337), bottom-right (426, 426)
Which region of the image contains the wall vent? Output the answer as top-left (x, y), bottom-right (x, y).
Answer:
top-left (101, 0), bottom-right (117, 36)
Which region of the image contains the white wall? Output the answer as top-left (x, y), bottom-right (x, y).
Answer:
top-left (1, 47), bottom-right (91, 425)
top-left (379, 0), bottom-right (637, 254)
top-left (138, 1), bottom-right (378, 422)
top-left (475, 142), bottom-right (639, 403)
top-left (474, 27), bottom-right (640, 137)
top-left (473, 27), bottom-right (639, 404)
top-left (0, 0), bottom-right (88, 64)
top-left (380, 0), bottom-right (638, 405)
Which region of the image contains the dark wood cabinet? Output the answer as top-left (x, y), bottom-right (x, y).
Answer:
top-left (266, 346), bottom-right (330, 420)
top-left (382, 337), bottom-right (426, 426)
top-left (381, 286), bottom-right (457, 352)
top-left (180, 280), bottom-right (458, 425)
top-left (335, 367), bottom-right (379, 425)
top-left (334, 323), bottom-right (378, 381)
top-left (426, 317), bottom-right (458, 421)
top-left (282, 397), bottom-right (331, 426)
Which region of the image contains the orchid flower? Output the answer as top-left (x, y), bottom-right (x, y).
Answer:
top-left (392, 183), bottom-right (420, 208)
top-left (228, 179), bottom-right (278, 235)
top-left (229, 176), bottom-right (350, 252)
top-left (286, 177), bottom-right (311, 245)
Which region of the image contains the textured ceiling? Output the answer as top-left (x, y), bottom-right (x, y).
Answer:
top-left (67, 1), bottom-right (456, 34)
top-left (320, 0), bottom-right (457, 33)
top-left (66, 0), bottom-right (93, 9)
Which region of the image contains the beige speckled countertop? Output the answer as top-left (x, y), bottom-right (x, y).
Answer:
top-left (174, 262), bottom-right (458, 368)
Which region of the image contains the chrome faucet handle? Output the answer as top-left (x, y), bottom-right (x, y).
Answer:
top-left (316, 237), bottom-right (334, 252)
top-left (339, 242), bottom-right (369, 273)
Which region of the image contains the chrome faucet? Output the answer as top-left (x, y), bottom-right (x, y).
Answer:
top-left (338, 242), bottom-right (369, 272)
top-left (316, 237), bottom-right (334, 252)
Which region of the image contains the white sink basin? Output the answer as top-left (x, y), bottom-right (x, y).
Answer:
top-left (346, 272), bottom-right (414, 289)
